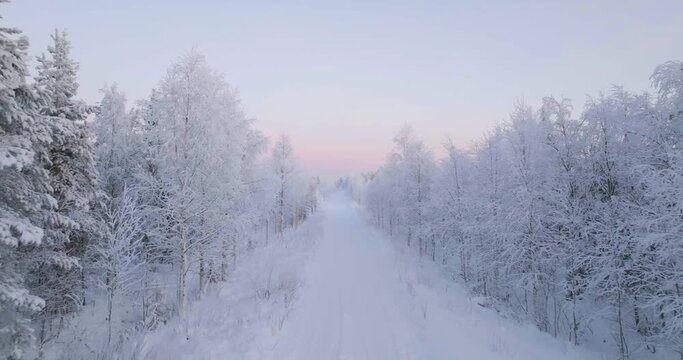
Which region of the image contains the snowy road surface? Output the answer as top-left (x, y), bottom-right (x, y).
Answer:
top-left (268, 192), bottom-right (420, 359)
top-left (261, 192), bottom-right (598, 360)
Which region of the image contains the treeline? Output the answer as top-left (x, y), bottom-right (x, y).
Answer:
top-left (0, 8), bottom-right (318, 359)
top-left (365, 62), bottom-right (683, 359)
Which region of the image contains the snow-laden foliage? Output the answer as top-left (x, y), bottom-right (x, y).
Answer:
top-left (268, 135), bottom-right (319, 237)
top-left (78, 54), bottom-right (317, 358)
top-left (365, 64), bottom-right (683, 359)
top-left (0, 4), bottom-right (318, 357)
top-left (29, 29), bottom-right (98, 352)
top-left (0, 8), bottom-right (54, 359)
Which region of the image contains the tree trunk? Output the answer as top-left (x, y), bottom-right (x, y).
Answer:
top-left (177, 231), bottom-right (187, 313)
top-left (616, 291), bottom-right (629, 359)
top-left (198, 248), bottom-right (206, 299)
top-left (107, 290), bottom-right (114, 344)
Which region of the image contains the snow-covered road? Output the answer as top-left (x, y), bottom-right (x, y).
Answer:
top-left (263, 192), bottom-right (600, 360)
top-left (268, 192), bottom-right (421, 359)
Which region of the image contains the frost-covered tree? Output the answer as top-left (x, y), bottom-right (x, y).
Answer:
top-left (638, 61), bottom-right (683, 356)
top-left (365, 59), bottom-right (683, 358)
top-left (0, 9), bottom-right (317, 354)
top-left (538, 96), bottom-right (590, 344)
top-left (0, 11), bottom-right (54, 359)
top-left (425, 138), bottom-right (472, 273)
top-left (30, 28), bottom-right (97, 343)
top-left (130, 52), bottom-right (272, 311)
top-left (270, 135), bottom-right (297, 235)
top-left (379, 126), bottom-right (434, 253)
top-left (262, 135), bottom-right (318, 240)
top-left (93, 84), bottom-right (135, 199)
top-left (500, 103), bottom-right (555, 331)
top-left (147, 53), bottom-right (222, 312)
top-left (93, 187), bottom-right (143, 345)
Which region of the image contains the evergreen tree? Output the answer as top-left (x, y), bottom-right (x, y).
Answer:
top-left (0, 7), bottom-right (54, 358)
top-left (30, 28), bottom-right (98, 342)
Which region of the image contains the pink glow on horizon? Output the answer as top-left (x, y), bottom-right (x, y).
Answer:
top-left (293, 138), bottom-right (387, 178)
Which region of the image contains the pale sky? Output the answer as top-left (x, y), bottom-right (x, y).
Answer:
top-left (7, 0), bottom-right (683, 179)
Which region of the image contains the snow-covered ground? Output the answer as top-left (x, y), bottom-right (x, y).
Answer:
top-left (137, 191), bottom-right (611, 359)
top-left (136, 210), bottom-right (323, 359)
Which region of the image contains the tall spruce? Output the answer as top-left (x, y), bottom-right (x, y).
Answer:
top-left (0, 5), bottom-right (54, 358)
top-left (30, 29), bottom-right (97, 344)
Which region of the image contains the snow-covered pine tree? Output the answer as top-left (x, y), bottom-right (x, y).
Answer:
top-left (30, 28), bottom-right (98, 344)
top-left (0, 7), bottom-right (54, 358)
